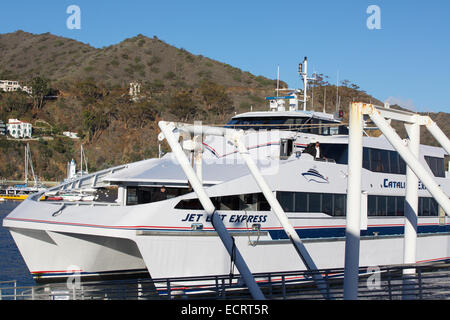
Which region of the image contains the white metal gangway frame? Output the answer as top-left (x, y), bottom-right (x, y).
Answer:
top-left (343, 102), bottom-right (450, 300)
top-left (158, 120), bottom-right (332, 300)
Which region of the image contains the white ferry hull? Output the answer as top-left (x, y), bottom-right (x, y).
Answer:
top-left (5, 214), bottom-right (449, 283)
top-left (8, 226), bottom-right (148, 282)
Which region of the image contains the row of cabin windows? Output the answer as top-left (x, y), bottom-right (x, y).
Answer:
top-left (276, 191), bottom-right (440, 217)
top-left (225, 117), bottom-right (349, 135)
top-left (174, 193), bottom-right (270, 211)
top-left (277, 192), bottom-right (346, 216)
top-left (311, 144), bottom-right (444, 177)
top-left (367, 195), bottom-right (439, 217)
top-left (128, 186), bottom-right (441, 217)
top-left (175, 191), bottom-right (438, 217)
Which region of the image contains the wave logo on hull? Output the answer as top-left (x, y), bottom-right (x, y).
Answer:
top-left (302, 168), bottom-right (329, 184)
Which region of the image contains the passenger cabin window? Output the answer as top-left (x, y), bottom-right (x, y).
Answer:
top-left (127, 186), bottom-right (190, 206)
top-left (424, 156), bottom-right (445, 178)
top-left (302, 143), bottom-right (348, 164)
top-left (363, 148), bottom-right (406, 175)
top-left (280, 139), bottom-right (294, 159)
top-left (319, 144), bottom-right (348, 164)
top-left (175, 193), bottom-right (270, 211)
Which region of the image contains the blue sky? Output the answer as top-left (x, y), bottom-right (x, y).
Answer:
top-left (0, 0), bottom-right (449, 113)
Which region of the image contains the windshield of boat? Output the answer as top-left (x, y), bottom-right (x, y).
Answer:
top-left (225, 116), bottom-right (348, 135)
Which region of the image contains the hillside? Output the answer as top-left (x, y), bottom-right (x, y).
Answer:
top-left (0, 30), bottom-right (448, 182)
top-left (0, 30), bottom-right (278, 90)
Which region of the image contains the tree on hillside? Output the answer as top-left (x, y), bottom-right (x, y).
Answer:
top-left (135, 100), bottom-right (157, 128)
top-left (74, 80), bottom-right (104, 104)
top-left (168, 89), bottom-right (198, 122)
top-left (0, 91), bottom-right (32, 119)
top-left (199, 80), bottom-right (233, 120)
top-left (82, 106), bottom-right (109, 142)
top-left (31, 76), bottom-right (50, 110)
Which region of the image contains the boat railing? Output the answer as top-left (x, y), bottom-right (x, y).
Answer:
top-left (1, 261), bottom-right (449, 300)
top-left (43, 201), bottom-right (121, 207)
top-left (26, 163), bottom-right (129, 202)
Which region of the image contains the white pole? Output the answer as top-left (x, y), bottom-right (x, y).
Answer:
top-left (424, 118), bottom-right (450, 156)
top-left (194, 136), bottom-right (203, 184)
top-left (27, 144), bottom-right (37, 187)
top-left (336, 70), bottom-right (339, 113)
top-left (366, 108), bottom-right (450, 217)
top-left (276, 65), bottom-right (280, 98)
top-left (343, 102), bottom-right (363, 300)
top-left (80, 145), bottom-right (83, 176)
top-left (193, 122), bottom-right (203, 184)
top-left (229, 131), bottom-right (331, 298)
top-left (158, 121), bottom-right (265, 300)
top-left (403, 121), bottom-right (420, 299)
top-left (195, 150), bottom-right (202, 183)
top-left (24, 145), bottom-right (28, 185)
top-left (303, 57), bottom-right (308, 111)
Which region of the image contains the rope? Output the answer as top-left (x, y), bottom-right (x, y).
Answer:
top-left (229, 236), bottom-right (236, 285)
top-left (210, 209), bottom-right (236, 285)
top-left (244, 209), bottom-right (261, 247)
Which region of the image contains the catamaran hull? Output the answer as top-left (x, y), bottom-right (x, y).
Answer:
top-left (7, 227), bottom-right (148, 282)
top-left (5, 220), bottom-right (450, 283)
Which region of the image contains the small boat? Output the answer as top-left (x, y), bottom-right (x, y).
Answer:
top-left (0, 143), bottom-right (46, 201)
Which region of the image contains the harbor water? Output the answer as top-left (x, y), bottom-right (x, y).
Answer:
top-left (0, 200), bottom-right (35, 287)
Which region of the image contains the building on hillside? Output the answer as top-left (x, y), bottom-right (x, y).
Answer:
top-left (0, 80), bottom-right (32, 95)
top-left (0, 120), bottom-right (6, 135)
top-left (63, 131), bottom-right (79, 139)
top-left (6, 119), bottom-right (32, 139)
top-left (129, 81), bottom-right (141, 102)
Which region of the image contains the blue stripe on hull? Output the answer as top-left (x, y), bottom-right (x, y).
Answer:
top-left (268, 224), bottom-right (450, 240)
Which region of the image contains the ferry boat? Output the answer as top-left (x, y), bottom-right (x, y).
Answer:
top-left (2, 59), bottom-right (449, 286)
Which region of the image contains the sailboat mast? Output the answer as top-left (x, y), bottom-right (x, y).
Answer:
top-left (80, 145), bottom-right (83, 176)
top-left (24, 145), bottom-right (28, 185)
top-left (25, 143), bottom-right (37, 187)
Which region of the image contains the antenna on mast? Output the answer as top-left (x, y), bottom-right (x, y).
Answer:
top-left (299, 56), bottom-right (316, 112)
top-left (276, 65), bottom-right (280, 98)
top-left (336, 70), bottom-right (339, 113)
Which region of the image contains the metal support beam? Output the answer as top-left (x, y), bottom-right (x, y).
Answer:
top-left (424, 117), bottom-right (450, 156)
top-left (403, 121), bottom-right (420, 299)
top-left (227, 130), bottom-right (331, 299)
top-left (158, 121), bottom-right (265, 300)
top-left (403, 121), bottom-right (420, 266)
top-left (363, 105), bottom-right (450, 217)
top-left (343, 102), bottom-right (364, 300)
top-left (175, 121), bottom-right (332, 298)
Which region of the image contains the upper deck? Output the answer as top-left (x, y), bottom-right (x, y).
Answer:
top-left (225, 110), bottom-right (349, 136)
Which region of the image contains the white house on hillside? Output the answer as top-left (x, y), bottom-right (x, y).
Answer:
top-left (0, 80), bottom-right (32, 95)
top-left (7, 119), bottom-right (32, 139)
